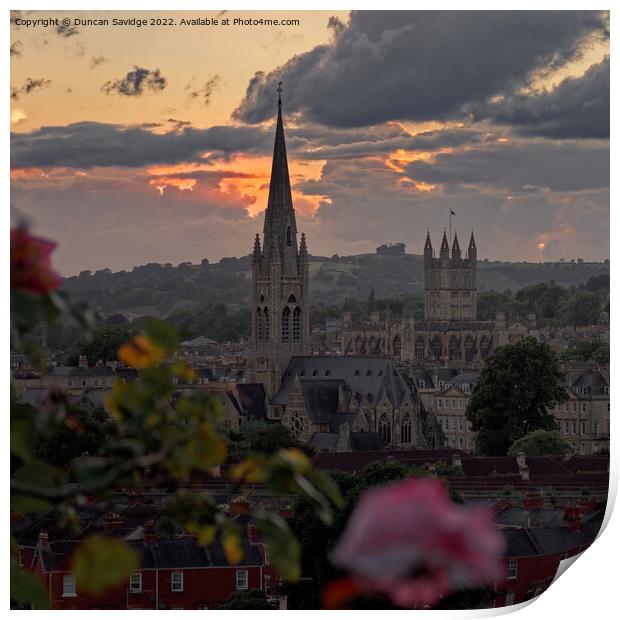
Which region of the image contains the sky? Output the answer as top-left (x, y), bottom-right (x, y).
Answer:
top-left (10, 10), bottom-right (610, 275)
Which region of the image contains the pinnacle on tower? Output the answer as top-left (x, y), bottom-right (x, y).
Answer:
top-left (252, 233), bottom-right (261, 263)
top-left (440, 228), bottom-right (450, 258)
top-left (299, 232), bottom-right (308, 259)
top-left (452, 231), bottom-right (461, 259)
top-left (468, 229), bottom-right (477, 262)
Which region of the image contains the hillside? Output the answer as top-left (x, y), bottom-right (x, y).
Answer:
top-left (62, 254), bottom-right (609, 319)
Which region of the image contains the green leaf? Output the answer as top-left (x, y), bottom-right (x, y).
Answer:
top-left (72, 536), bottom-right (139, 595)
top-left (10, 561), bottom-right (49, 609)
top-left (144, 317), bottom-right (179, 353)
top-left (255, 512), bottom-right (301, 581)
top-left (307, 469), bottom-right (344, 508)
top-left (10, 417), bottom-right (38, 464)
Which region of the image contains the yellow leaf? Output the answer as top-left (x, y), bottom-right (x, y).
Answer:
top-left (71, 536), bottom-right (138, 595)
top-left (117, 335), bottom-right (166, 369)
top-left (222, 529), bottom-right (243, 565)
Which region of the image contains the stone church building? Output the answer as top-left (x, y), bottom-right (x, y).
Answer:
top-left (249, 89), bottom-right (440, 451)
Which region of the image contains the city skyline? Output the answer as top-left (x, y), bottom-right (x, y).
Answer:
top-left (10, 10), bottom-right (610, 275)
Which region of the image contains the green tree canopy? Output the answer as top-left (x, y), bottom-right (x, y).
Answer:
top-left (218, 589), bottom-right (276, 609)
top-left (466, 338), bottom-right (567, 456)
top-left (507, 430), bottom-right (572, 457)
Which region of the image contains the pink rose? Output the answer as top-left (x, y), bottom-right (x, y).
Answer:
top-left (330, 478), bottom-right (505, 608)
top-left (11, 227), bottom-right (62, 295)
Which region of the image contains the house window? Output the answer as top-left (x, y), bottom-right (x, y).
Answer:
top-left (593, 422), bottom-right (599, 438)
top-left (264, 575), bottom-right (271, 594)
top-left (18, 548), bottom-right (24, 568)
top-left (63, 574), bottom-right (77, 597)
top-left (236, 570), bottom-right (248, 590)
top-left (507, 559), bottom-right (518, 580)
top-left (171, 571), bottom-right (183, 592)
top-left (437, 399), bottom-right (443, 409)
top-left (505, 592), bottom-right (516, 606)
top-left (130, 573), bottom-right (142, 593)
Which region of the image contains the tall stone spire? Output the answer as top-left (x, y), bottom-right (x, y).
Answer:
top-left (262, 83), bottom-right (298, 275)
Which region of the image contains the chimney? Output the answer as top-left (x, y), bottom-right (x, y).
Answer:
top-left (562, 506), bottom-right (581, 532)
top-left (451, 453), bottom-right (462, 470)
top-left (105, 360), bottom-right (118, 371)
top-left (78, 354), bottom-right (88, 369)
top-left (229, 496), bottom-right (251, 515)
top-left (516, 451), bottom-right (529, 480)
top-left (38, 531), bottom-right (50, 551)
top-left (103, 511), bottom-right (124, 530)
top-left (143, 519), bottom-right (156, 543)
top-left (247, 523), bottom-right (259, 543)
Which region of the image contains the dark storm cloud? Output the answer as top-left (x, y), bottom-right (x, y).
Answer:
top-left (234, 10), bottom-right (607, 128)
top-left (10, 121), bottom-right (270, 168)
top-left (11, 77), bottom-right (51, 100)
top-left (102, 66), bottom-right (167, 97)
top-left (479, 58), bottom-right (609, 139)
top-left (404, 140), bottom-right (609, 192)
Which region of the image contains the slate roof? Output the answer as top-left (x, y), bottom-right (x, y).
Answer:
top-left (273, 355), bottom-right (410, 410)
top-left (236, 383), bottom-right (267, 420)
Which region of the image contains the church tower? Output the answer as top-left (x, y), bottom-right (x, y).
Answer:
top-left (423, 229), bottom-right (477, 321)
top-left (251, 86), bottom-right (310, 398)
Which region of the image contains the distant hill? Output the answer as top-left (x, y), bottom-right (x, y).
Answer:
top-left (62, 254), bottom-right (610, 319)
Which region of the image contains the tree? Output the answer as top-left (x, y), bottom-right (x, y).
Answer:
top-left (466, 338), bottom-right (567, 456)
top-left (71, 324), bottom-right (138, 365)
top-left (228, 420), bottom-right (312, 459)
top-left (35, 406), bottom-right (114, 467)
top-left (507, 430), bottom-right (572, 457)
top-left (219, 589), bottom-right (276, 609)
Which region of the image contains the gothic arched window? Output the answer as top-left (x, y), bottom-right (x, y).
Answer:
top-left (393, 335), bottom-right (402, 359)
top-left (354, 336), bottom-right (364, 354)
top-left (449, 335), bottom-right (461, 361)
top-left (401, 415), bottom-right (411, 444)
top-left (286, 226), bottom-right (292, 246)
top-left (292, 307), bottom-right (301, 343)
top-left (379, 414), bottom-right (391, 444)
top-left (431, 335), bottom-right (442, 360)
top-left (282, 307), bottom-right (291, 343)
top-left (465, 337), bottom-right (476, 362)
top-left (415, 337), bottom-right (426, 360)
top-left (256, 307), bottom-right (263, 342)
top-left (263, 307), bottom-right (270, 341)
top-left (480, 335), bottom-right (490, 359)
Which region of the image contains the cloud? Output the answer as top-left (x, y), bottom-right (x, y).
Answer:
top-left (10, 41), bottom-right (23, 57)
top-left (185, 74), bottom-right (222, 105)
top-left (11, 77), bottom-right (52, 100)
top-left (89, 55), bottom-right (109, 69)
top-left (102, 66), bottom-right (167, 97)
top-left (234, 11), bottom-right (608, 128)
top-left (327, 15), bottom-right (346, 37)
top-left (10, 121), bottom-right (270, 168)
top-left (478, 57), bottom-right (609, 139)
top-left (404, 139), bottom-right (609, 192)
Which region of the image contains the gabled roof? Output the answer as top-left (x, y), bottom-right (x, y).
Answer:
top-left (273, 355), bottom-right (410, 410)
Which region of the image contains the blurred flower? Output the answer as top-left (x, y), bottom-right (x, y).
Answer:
top-left (117, 334), bottom-right (166, 369)
top-left (11, 226), bottom-right (62, 295)
top-left (329, 478), bottom-right (505, 609)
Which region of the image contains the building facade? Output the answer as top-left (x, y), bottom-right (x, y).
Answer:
top-left (251, 91), bottom-right (310, 397)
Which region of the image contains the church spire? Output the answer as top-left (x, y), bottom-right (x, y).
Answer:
top-left (424, 229), bottom-right (433, 263)
top-left (262, 82), bottom-right (298, 274)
